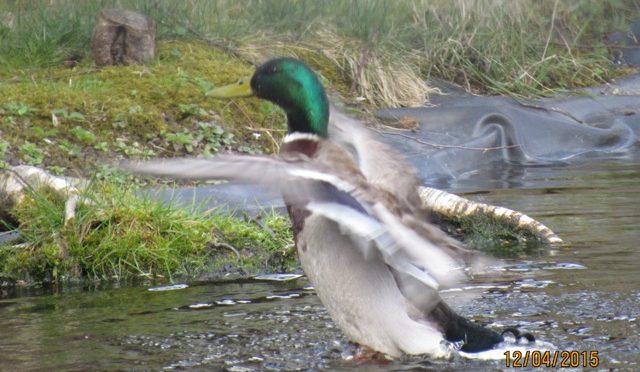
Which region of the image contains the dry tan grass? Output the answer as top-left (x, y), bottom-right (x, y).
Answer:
top-left (315, 30), bottom-right (436, 108)
top-left (235, 30), bottom-right (436, 108)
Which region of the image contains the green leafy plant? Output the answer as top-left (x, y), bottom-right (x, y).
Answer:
top-left (161, 122), bottom-right (235, 155)
top-left (178, 103), bottom-right (208, 118)
top-left (70, 126), bottom-right (97, 144)
top-left (19, 142), bottom-right (44, 165)
top-left (128, 105), bottom-right (143, 114)
top-left (111, 113), bottom-right (129, 129)
top-left (165, 131), bottom-right (196, 152)
top-left (237, 145), bottom-right (264, 155)
top-left (47, 165), bottom-right (66, 176)
top-left (115, 139), bottom-right (155, 159)
top-left (58, 139), bottom-right (82, 157)
top-left (193, 77), bottom-right (214, 94)
top-left (0, 139), bottom-right (10, 169)
top-left (50, 109), bottom-right (85, 123)
top-left (197, 121), bottom-right (235, 155)
top-left (30, 126), bottom-right (59, 139)
top-left (93, 142), bottom-right (109, 152)
top-left (4, 102), bottom-right (37, 117)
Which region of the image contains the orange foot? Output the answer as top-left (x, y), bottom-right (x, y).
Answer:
top-left (352, 344), bottom-right (392, 365)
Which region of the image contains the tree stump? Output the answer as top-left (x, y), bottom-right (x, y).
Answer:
top-left (91, 8), bottom-right (155, 67)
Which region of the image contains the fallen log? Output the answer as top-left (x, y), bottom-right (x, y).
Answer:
top-left (0, 166), bottom-right (87, 226)
top-left (419, 186), bottom-right (563, 246)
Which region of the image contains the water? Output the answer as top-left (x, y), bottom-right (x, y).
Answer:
top-left (1, 160), bottom-right (639, 371)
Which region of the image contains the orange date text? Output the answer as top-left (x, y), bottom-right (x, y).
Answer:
top-left (504, 350), bottom-right (599, 368)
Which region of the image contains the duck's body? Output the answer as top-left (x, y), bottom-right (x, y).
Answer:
top-left (296, 206), bottom-right (445, 357)
top-left (128, 57), bottom-right (504, 358)
top-left (283, 138), bottom-right (441, 357)
top-left (279, 134), bottom-right (495, 358)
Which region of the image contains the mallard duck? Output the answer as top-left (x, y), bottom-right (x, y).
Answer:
top-left (128, 58), bottom-right (505, 358)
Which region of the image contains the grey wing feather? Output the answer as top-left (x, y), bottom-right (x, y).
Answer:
top-left (305, 201), bottom-right (442, 291)
top-left (123, 156), bottom-right (332, 205)
top-left (124, 156), bottom-right (291, 183)
top-left (328, 105), bottom-right (422, 207)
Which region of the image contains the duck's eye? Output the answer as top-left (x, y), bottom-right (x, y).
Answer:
top-left (237, 79), bottom-right (244, 85)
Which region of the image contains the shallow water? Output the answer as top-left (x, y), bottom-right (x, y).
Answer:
top-left (1, 160), bottom-right (639, 371)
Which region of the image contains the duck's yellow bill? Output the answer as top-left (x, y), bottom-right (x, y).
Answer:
top-left (206, 78), bottom-right (253, 98)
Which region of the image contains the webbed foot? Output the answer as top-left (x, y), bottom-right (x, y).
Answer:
top-left (501, 327), bottom-right (536, 344)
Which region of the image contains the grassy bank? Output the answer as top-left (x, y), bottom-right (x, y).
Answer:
top-left (0, 175), bottom-right (295, 284)
top-left (0, 35), bottom-right (344, 285)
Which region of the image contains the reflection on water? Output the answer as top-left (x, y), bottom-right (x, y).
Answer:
top-left (1, 160), bottom-right (639, 370)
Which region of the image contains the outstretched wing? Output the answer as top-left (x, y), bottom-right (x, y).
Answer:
top-left (124, 156), bottom-right (465, 290)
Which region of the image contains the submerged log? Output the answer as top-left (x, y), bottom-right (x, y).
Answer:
top-left (91, 8), bottom-right (155, 67)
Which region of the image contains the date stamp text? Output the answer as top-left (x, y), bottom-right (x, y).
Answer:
top-left (504, 350), bottom-right (599, 368)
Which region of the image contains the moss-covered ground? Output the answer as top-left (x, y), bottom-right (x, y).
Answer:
top-left (0, 40), bottom-right (359, 173)
top-left (437, 214), bottom-right (547, 259)
top-left (2, 42), bottom-right (267, 172)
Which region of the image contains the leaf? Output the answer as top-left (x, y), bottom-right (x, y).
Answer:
top-left (70, 126), bottom-right (96, 144)
top-left (68, 112), bottom-right (85, 121)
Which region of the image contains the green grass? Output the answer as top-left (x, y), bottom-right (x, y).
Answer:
top-left (1, 0), bottom-right (637, 103)
top-left (0, 176), bottom-right (295, 284)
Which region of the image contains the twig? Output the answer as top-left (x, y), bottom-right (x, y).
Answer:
top-left (231, 100), bottom-right (283, 153)
top-left (244, 126), bottom-right (282, 153)
top-left (244, 126), bottom-right (287, 132)
top-left (148, 142), bottom-right (171, 154)
top-left (513, 100), bottom-right (585, 124)
top-left (375, 130), bottom-right (521, 152)
top-left (215, 242), bottom-right (241, 261)
top-left (541, 0), bottom-right (559, 62)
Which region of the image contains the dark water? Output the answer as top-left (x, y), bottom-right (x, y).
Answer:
top-left (1, 160), bottom-right (639, 371)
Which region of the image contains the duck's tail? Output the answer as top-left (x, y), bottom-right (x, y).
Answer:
top-left (429, 302), bottom-right (504, 352)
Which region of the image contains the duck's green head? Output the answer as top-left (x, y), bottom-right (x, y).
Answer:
top-left (208, 58), bottom-right (329, 138)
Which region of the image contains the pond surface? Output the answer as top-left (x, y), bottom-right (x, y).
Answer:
top-left (1, 160), bottom-right (639, 371)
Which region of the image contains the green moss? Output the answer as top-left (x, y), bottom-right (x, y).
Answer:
top-left (204, 211), bottom-right (296, 276)
top-left (438, 214), bottom-right (546, 258)
top-left (0, 41), bottom-right (289, 174)
top-left (0, 179), bottom-right (296, 284)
